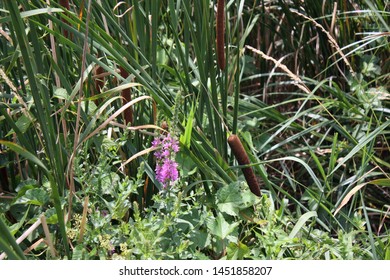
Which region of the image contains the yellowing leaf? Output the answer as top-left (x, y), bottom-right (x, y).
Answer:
top-left (334, 183), bottom-right (367, 216)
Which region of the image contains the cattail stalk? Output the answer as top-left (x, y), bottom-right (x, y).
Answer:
top-left (216, 0), bottom-right (225, 70)
top-left (228, 134), bottom-right (261, 196)
top-left (119, 66), bottom-right (133, 125)
top-left (93, 65), bottom-right (104, 105)
top-left (59, 0), bottom-right (71, 39)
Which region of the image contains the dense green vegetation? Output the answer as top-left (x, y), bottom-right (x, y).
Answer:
top-left (0, 0), bottom-right (389, 260)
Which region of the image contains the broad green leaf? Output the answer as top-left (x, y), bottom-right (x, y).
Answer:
top-left (206, 213), bottom-right (239, 240)
top-left (227, 242), bottom-right (250, 260)
top-left (14, 179), bottom-right (39, 197)
top-left (217, 183), bottom-right (244, 216)
top-left (72, 244), bottom-right (85, 260)
top-left (44, 208), bottom-right (58, 224)
top-left (176, 152), bottom-right (197, 177)
top-left (240, 190), bottom-right (258, 208)
top-left (190, 230), bottom-right (210, 250)
top-left (217, 183), bottom-right (258, 218)
top-left (53, 87), bottom-right (69, 100)
top-left (14, 188), bottom-right (49, 206)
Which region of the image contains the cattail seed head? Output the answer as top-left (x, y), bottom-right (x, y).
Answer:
top-left (228, 134), bottom-right (261, 196)
top-left (216, 0), bottom-right (225, 71)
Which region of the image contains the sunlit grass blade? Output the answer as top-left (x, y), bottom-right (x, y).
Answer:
top-left (0, 217), bottom-right (26, 260)
top-left (7, 0), bottom-right (70, 257)
top-left (330, 119), bottom-right (390, 175)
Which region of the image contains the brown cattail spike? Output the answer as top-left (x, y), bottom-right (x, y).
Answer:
top-left (216, 0), bottom-right (225, 70)
top-left (228, 134), bottom-right (261, 196)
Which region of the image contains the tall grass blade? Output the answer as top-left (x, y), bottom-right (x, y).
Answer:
top-left (0, 217), bottom-right (26, 260)
top-left (330, 119), bottom-right (390, 175)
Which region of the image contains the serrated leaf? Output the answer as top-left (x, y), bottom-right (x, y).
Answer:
top-left (190, 230), bottom-right (210, 249)
top-left (217, 183), bottom-right (243, 215)
top-left (227, 242), bottom-right (250, 260)
top-left (217, 184), bottom-right (256, 216)
top-left (206, 213), bottom-right (239, 240)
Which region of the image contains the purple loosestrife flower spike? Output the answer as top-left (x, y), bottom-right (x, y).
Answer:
top-left (152, 133), bottom-right (180, 188)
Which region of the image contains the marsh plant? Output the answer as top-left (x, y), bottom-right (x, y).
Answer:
top-left (0, 0), bottom-right (389, 260)
top-left (152, 133), bottom-right (180, 189)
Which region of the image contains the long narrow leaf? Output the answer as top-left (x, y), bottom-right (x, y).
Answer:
top-left (330, 120), bottom-right (390, 175)
top-left (0, 216), bottom-right (26, 260)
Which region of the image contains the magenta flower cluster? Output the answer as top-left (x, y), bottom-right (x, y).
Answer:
top-left (152, 133), bottom-right (180, 188)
